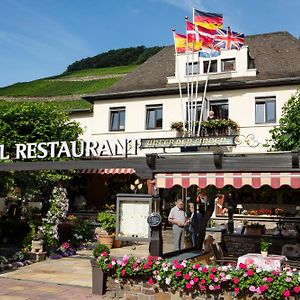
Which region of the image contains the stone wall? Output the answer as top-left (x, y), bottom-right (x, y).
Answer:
top-left (103, 278), bottom-right (297, 300)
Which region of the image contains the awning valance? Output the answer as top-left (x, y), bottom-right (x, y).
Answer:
top-left (155, 172), bottom-right (300, 189)
top-left (81, 168), bottom-right (135, 175)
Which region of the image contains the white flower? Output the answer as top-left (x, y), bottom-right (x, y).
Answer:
top-left (157, 275), bottom-right (161, 281)
top-left (165, 277), bottom-right (171, 285)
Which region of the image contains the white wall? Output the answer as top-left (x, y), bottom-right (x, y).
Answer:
top-left (71, 84), bottom-right (298, 155)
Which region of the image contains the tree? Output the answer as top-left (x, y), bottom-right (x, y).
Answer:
top-left (268, 89), bottom-right (300, 151)
top-left (0, 102), bottom-right (83, 207)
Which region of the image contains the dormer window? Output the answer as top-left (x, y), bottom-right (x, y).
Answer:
top-left (203, 60), bottom-right (217, 73)
top-left (221, 58), bottom-right (236, 72)
top-left (186, 62), bottom-right (200, 75)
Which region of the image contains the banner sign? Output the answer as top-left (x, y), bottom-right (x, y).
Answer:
top-left (141, 135), bottom-right (237, 149)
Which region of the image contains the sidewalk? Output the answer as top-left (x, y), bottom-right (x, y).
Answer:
top-left (0, 278), bottom-right (104, 300)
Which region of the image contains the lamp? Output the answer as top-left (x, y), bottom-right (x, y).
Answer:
top-left (236, 204), bottom-right (243, 214)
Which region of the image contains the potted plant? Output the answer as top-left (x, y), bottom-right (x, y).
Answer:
top-left (90, 243), bottom-right (110, 295)
top-left (95, 205), bottom-right (116, 249)
top-left (260, 239), bottom-right (271, 257)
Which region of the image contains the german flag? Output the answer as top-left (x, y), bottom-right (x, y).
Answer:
top-left (193, 9), bottom-right (223, 30)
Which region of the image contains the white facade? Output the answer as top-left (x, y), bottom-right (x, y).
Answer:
top-left (72, 45), bottom-right (299, 156)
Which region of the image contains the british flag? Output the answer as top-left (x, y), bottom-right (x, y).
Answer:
top-left (214, 28), bottom-right (244, 50)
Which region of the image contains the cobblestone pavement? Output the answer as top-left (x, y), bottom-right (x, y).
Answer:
top-left (0, 278), bottom-right (104, 300)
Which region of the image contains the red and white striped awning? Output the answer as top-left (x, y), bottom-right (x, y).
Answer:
top-left (81, 168), bottom-right (136, 175)
top-left (155, 172), bottom-right (300, 189)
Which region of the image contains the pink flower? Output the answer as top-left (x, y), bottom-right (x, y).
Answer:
top-left (101, 251), bottom-right (108, 257)
top-left (233, 277), bottom-right (239, 284)
top-left (209, 285), bottom-right (215, 290)
top-left (258, 285), bottom-right (268, 293)
top-left (148, 278), bottom-right (154, 285)
top-left (199, 285), bottom-right (206, 292)
top-left (234, 287), bottom-right (240, 294)
top-left (200, 279), bottom-right (206, 285)
top-left (184, 274), bottom-right (190, 280)
top-left (107, 263), bottom-right (113, 269)
top-left (193, 264), bottom-right (200, 269)
top-left (175, 271), bottom-right (182, 277)
top-left (121, 269), bottom-right (126, 276)
top-left (202, 267), bottom-right (208, 273)
top-left (249, 285), bottom-right (256, 292)
top-left (211, 267), bottom-right (217, 273)
top-left (285, 277), bottom-right (292, 283)
top-left (186, 283), bottom-right (192, 289)
top-left (283, 290), bottom-right (290, 298)
top-left (294, 286), bottom-right (300, 293)
top-left (247, 269), bottom-right (254, 276)
top-left (193, 277), bottom-right (199, 283)
top-left (215, 285), bottom-right (221, 290)
top-left (266, 277), bottom-right (273, 282)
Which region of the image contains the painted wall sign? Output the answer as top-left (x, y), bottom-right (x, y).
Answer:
top-left (0, 139), bottom-right (140, 160)
top-left (140, 136), bottom-right (237, 149)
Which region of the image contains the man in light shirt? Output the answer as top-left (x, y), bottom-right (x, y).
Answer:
top-left (168, 199), bottom-right (187, 251)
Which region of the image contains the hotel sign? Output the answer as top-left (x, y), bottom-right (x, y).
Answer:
top-left (141, 136), bottom-right (237, 149)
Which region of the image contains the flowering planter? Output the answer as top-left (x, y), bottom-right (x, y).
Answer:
top-left (90, 258), bottom-right (107, 295)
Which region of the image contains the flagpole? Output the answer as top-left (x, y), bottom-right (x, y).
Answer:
top-left (197, 49), bottom-right (212, 137)
top-left (185, 16), bottom-right (191, 135)
top-left (194, 51), bottom-right (201, 134)
top-left (172, 29), bottom-right (186, 133)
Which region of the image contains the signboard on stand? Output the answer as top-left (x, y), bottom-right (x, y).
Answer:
top-left (116, 194), bottom-right (152, 241)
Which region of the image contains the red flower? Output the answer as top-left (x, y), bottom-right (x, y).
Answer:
top-left (239, 263), bottom-right (247, 269)
top-left (202, 267), bottom-right (208, 273)
top-left (211, 267), bottom-right (217, 273)
top-left (186, 283), bottom-right (192, 289)
top-left (200, 279), bottom-right (206, 285)
top-left (266, 277), bottom-right (273, 283)
top-left (193, 264), bottom-right (200, 269)
top-left (234, 287), bottom-right (240, 294)
top-left (121, 269), bottom-right (126, 276)
top-left (107, 263), bottom-right (113, 269)
top-left (294, 286), bottom-right (300, 293)
top-left (283, 290), bottom-right (290, 298)
top-left (233, 277), bottom-right (239, 284)
top-left (247, 269), bottom-right (254, 276)
top-left (102, 251), bottom-right (108, 257)
top-left (148, 278), bottom-right (154, 285)
top-left (175, 271), bottom-right (182, 277)
top-left (193, 277), bottom-right (199, 283)
top-left (184, 274), bottom-right (190, 280)
top-left (209, 273), bottom-right (215, 280)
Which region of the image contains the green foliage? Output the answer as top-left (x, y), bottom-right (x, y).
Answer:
top-left (0, 78), bottom-right (118, 97)
top-left (0, 102), bottom-right (82, 159)
top-left (268, 89), bottom-right (300, 151)
top-left (22, 222), bottom-right (36, 251)
top-left (97, 205), bottom-right (116, 235)
top-left (93, 243), bottom-right (110, 258)
top-left (260, 239), bottom-right (272, 251)
top-left (66, 46), bottom-right (163, 72)
top-left (58, 65), bottom-right (138, 79)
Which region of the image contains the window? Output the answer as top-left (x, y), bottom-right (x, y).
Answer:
top-left (186, 101), bottom-right (202, 122)
top-left (209, 100), bottom-right (228, 119)
top-left (186, 62), bottom-right (200, 75)
top-left (221, 58), bottom-right (236, 72)
top-left (203, 60), bottom-right (217, 73)
top-left (146, 105), bottom-right (162, 129)
top-left (110, 107), bottom-right (125, 131)
top-left (255, 97), bottom-right (276, 124)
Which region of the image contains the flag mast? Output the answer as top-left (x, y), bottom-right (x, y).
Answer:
top-left (172, 29), bottom-right (186, 133)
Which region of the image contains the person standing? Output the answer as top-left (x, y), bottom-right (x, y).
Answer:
top-left (188, 203), bottom-right (203, 247)
top-left (168, 199), bottom-right (186, 251)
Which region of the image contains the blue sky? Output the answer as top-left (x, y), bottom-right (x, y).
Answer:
top-left (1, 0), bottom-right (299, 87)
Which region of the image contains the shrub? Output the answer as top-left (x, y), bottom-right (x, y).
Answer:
top-left (93, 243), bottom-right (110, 258)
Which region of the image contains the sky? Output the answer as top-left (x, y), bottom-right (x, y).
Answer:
top-left (0, 0), bottom-right (299, 88)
